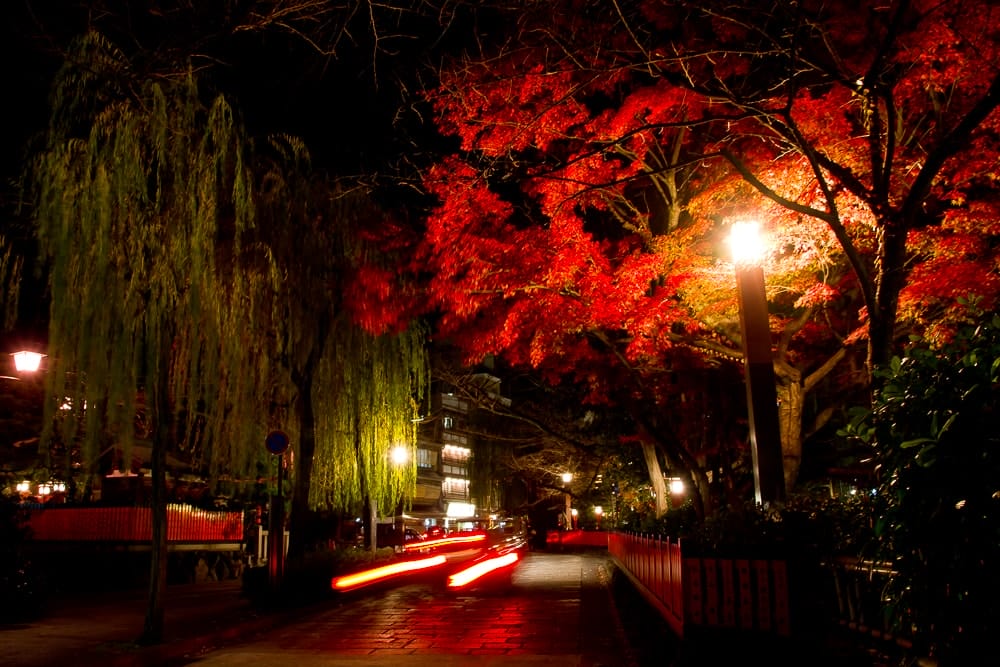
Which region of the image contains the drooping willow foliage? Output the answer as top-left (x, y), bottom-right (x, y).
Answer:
top-left (252, 140), bottom-right (429, 519)
top-left (0, 237), bottom-right (22, 332)
top-left (311, 316), bottom-right (427, 515)
top-left (31, 32), bottom-right (274, 484)
top-left (30, 30), bottom-right (429, 526)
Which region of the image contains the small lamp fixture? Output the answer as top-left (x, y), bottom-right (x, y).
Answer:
top-left (727, 221), bottom-right (765, 266)
top-left (12, 350), bottom-right (45, 373)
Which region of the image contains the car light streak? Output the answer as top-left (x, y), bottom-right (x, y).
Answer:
top-left (446, 551), bottom-right (519, 589)
top-left (331, 555), bottom-right (447, 591)
top-left (403, 532), bottom-right (487, 552)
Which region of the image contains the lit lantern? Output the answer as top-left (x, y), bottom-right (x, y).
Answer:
top-left (12, 350), bottom-right (45, 373)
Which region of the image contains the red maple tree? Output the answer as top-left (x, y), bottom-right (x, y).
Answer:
top-left (352, 0), bottom-right (1000, 516)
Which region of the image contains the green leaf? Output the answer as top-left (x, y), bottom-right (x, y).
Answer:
top-left (900, 437), bottom-right (935, 449)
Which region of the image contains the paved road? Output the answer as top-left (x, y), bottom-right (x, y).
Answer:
top-left (176, 551), bottom-right (651, 667)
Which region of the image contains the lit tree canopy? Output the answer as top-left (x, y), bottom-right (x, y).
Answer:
top-left (386, 0), bottom-right (1000, 509)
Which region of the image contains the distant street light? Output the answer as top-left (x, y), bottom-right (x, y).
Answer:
top-left (11, 350), bottom-right (45, 373)
top-left (594, 506), bottom-right (603, 530)
top-left (728, 221), bottom-right (786, 507)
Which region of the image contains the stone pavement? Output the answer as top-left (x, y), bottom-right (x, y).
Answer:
top-left (0, 549), bottom-right (891, 667)
top-left (0, 577), bottom-right (275, 667)
top-left (182, 551), bottom-right (633, 666)
top-left (0, 551), bottom-right (637, 667)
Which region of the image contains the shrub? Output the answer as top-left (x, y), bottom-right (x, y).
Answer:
top-left (854, 303), bottom-right (1000, 664)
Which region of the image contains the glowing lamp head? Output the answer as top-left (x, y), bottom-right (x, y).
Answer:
top-left (12, 351), bottom-right (44, 373)
top-left (561, 472), bottom-right (573, 484)
top-left (727, 221), bottom-right (765, 266)
top-left (390, 445), bottom-right (410, 466)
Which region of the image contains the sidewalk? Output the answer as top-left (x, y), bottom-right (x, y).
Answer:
top-left (0, 552), bottom-right (895, 667)
top-left (0, 552), bottom-right (629, 667)
top-left (0, 578), bottom-right (300, 667)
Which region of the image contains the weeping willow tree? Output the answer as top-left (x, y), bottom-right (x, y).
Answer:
top-left (30, 32), bottom-right (274, 644)
top-left (312, 317), bottom-right (427, 552)
top-left (252, 142), bottom-right (428, 557)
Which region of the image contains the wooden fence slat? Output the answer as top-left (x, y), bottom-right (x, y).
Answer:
top-left (772, 560), bottom-right (791, 636)
top-left (754, 559), bottom-right (772, 631)
top-left (737, 559), bottom-right (753, 629)
top-left (703, 558), bottom-right (719, 626)
top-left (684, 557), bottom-right (703, 625)
top-left (720, 558), bottom-right (736, 628)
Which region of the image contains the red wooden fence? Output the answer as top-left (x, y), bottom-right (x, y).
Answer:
top-left (608, 532), bottom-right (790, 639)
top-left (25, 504), bottom-right (244, 544)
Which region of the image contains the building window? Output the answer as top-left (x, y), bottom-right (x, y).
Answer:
top-left (442, 443), bottom-right (471, 459)
top-left (442, 431), bottom-right (468, 447)
top-left (417, 448), bottom-right (437, 470)
top-left (442, 463), bottom-right (466, 476)
top-left (442, 416), bottom-right (453, 429)
top-left (443, 477), bottom-right (470, 498)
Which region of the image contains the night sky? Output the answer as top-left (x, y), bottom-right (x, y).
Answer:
top-left (0, 1), bottom-right (469, 349)
top-left (0, 2), bottom-right (486, 197)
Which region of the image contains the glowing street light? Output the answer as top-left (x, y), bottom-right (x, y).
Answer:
top-left (11, 350), bottom-right (45, 373)
top-left (391, 445), bottom-right (410, 466)
top-left (728, 221), bottom-right (786, 506)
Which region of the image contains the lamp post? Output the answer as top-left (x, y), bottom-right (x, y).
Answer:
top-left (729, 222), bottom-right (785, 507)
top-left (561, 472), bottom-right (573, 532)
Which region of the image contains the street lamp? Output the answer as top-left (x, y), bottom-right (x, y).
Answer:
top-left (728, 221), bottom-right (785, 507)
top-left (391, 444), bottom-right (410, 466)
top-left (11, 350), bottom-right (45, 373)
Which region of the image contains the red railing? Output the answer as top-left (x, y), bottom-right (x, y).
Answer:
top-left (608, 531), bottom-right (790, 638)
top-left (544, 529), bottom-right (610, 547)
top-left (25, 504), bottom-right (244, 543)
top-left (609, 532), bottom-right (684, 635)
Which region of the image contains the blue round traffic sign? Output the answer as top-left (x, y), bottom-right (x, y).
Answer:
top-left (265, 430), bottom-right (290, 455)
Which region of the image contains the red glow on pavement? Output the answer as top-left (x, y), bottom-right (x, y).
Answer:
top-left (331, 555), bottom-right (447, 591)
top-left (446, 551), bottom-right (519, 589)
top-left (403, 532), bottom-right (487, 552)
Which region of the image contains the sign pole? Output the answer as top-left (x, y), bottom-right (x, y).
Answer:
top-left (265, 430), bottom-right (290, 594)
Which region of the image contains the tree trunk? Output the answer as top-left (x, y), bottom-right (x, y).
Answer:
top-left (140, 343), bottom-right (172, 645)
top-left (365, 496), bottom-right (377, 553)
top-left (687, 467), bottom-right (710, 520)
top-left (639, 440), bottom-right (669, 518)
top-left (286, 320), bottom-right (328, 561)
top-left (775, 377), bottom-right (804, 493)
top-left (140, 435), bottom-right (168, 644)
top-left (287, 376), bottom-right (315, 562)
top-left (775, 347), bottom-right (847, 492)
